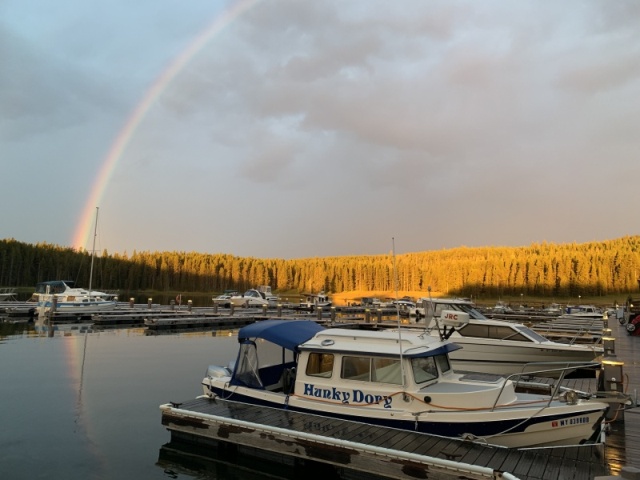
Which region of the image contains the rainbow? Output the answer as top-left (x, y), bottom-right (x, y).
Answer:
top-left (72, 0), bottom-right (260, 251)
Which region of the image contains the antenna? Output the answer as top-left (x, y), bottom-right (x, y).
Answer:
top-left (428, 285), bottom-right (444, 341)
top-left (392, 238), bottom-right (406, 390)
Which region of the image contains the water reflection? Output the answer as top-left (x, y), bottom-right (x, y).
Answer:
top-left (157, 437), bottom-right (374, 480)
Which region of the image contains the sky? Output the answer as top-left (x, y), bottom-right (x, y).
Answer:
top-left (2, 0), bottom-right (639, 260)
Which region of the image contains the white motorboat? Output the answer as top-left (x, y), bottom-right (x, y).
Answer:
top-left (202, 319), bottom-right (608, 449)
top-left (492, 300), bottom-right (514, 314)
top-left (560, 305), bottom-right (605, 320)
top-left (408, 297), bottom-right (603, 376)
top-left (230, 286), bottom-right (279, 308)
top-left (298, 291), bottom-right (332, 310)
top-left (33, 280), bottom-right (118, 312)
top-left (212, 291), bottom-right (238, 308)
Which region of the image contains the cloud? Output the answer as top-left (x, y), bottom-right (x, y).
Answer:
top-left (3, 0), bottom-right (640, 258)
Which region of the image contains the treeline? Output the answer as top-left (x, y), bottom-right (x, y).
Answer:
top-left (0, 236), bottom-right (639, 298)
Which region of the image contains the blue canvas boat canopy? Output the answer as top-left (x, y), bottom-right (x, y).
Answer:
top-left (238, 319), bottom-right (325, 352)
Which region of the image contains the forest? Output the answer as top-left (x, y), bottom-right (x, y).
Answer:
top-left (0, 236), bottom-right (639, 299)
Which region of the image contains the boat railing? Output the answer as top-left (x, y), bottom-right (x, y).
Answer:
top-left (533, 316), bottom-right (604, 345)
top-left (491, 361), bottom-right (602, 412)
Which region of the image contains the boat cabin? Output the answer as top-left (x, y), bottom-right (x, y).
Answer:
top-left (225, 320), bottom-right (464, 402)
top-left (35, 280), bottom-right (74, 295)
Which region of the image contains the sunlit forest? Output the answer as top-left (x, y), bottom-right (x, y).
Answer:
top-left (1, 236), bottom-right (639, 298)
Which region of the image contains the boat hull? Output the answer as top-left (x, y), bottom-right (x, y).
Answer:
top-left (202, 382), bottom-right (606, 449)
top-left (448, 340), bottom-right (601, 377)
top-left (38, 301), bottom-right (117, 312)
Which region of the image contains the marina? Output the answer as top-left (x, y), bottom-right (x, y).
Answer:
top-left (158, 310), bottom-right (640, 479)
top-left (2, 296), bottom-right (640, 479)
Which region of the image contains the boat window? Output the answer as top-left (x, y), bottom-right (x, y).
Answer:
top-left (457, 324), bottom-right (530, 342)
top-left (457, 324), bottom-right (490, 338)
top-left (341, 356), bottom-right (402, 384)
top-left (232, 341), bottom-right (264, 388)
top-left (411, 356), bottom-right (438, 384)
top-left (435, 354), bottom-right (451, 374)
top-left (371, 358), bottom-right (402, 385)
top-left (342, 357), bottom-right (371, 381)
top-left (306, 353), bottom-right (334, 378)
top-left (488, 326), bottom-right (530, 341)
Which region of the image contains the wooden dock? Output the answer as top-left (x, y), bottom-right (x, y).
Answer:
top-left (160, 396), bottom-right (609, 480)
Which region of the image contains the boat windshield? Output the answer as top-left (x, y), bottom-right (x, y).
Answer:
top-left (411, 354), bottom-right (451, 384)
top-left (515, 325), bottom-right (551, 343)
top-left (35, 281), bottom-right (69, 294)
top-left (457, 323), bottom-right (531, 341)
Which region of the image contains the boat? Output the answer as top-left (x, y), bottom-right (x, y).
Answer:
top-left (408, 297), bottom-right (603, 376)
top-left (34, 208), bottom-right (118, 313)
top-left (33, 280), bottom-right (118, 312)
top-left (212, 290), bottom-right (238, 308)
top-left (359, 297), bottom-right (382, 307)
top-left (202, 319), bottom-right (608, 449)
top-left (542, 303), bottom-right (563, 315)
top-left (560, 305), bottom-right (605, 320)
top-left (492, 300), bottom-right (514, 314)
top-left (298, 291), bottom-right (332, 310)
top-left (230, 286), bottom-right (279, 308)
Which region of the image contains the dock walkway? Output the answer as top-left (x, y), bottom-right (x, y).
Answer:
top-left (160, 396), bottom-right (607, 480)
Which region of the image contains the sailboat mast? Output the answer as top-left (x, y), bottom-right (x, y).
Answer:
top-left (88, 207), bottom-right (99, 297)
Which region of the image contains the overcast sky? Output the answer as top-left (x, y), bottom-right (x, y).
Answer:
top-left (2, 0), bottom-right (639, 259)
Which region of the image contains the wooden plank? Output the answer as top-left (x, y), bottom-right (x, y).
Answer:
top-left (339, 421), bottom-right (380, 443)
top-left (481, 447), bottom-right (517, 473)
top-left (405, 433), bottom-right (451, 455)
top-left (510, 449), bottom-right (538, 478)
top-left (540, 454), bottom-right (563, 479)
top-left (366, 428), bottom-right (410, 449)
top-left (387, 431), bottom-right (422, 452)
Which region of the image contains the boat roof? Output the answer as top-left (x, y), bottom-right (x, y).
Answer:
top-left (238, 319), bottom-right (325, 351)
top-left (300, 328), bottom-right (461, 358)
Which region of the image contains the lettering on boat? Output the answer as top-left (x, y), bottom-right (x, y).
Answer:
top-left (303, 383), bottom-right (393, 408)
top-left (552, 416), bottom-right (590, 427)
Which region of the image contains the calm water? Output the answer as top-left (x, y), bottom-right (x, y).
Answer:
top-left (0, 322), bottom-right (269, 480)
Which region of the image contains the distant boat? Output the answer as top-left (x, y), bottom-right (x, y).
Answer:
top-left (230, 286), bottom-right (279, 308)
top-left (560, 305), bottom-right (604, 320)
top-left (35, 207), bottom-right (118, 313)
top-left (212, 291), bottom-right (238, 308)
top-left (298, 291), bottom-right (332, 311)
top-left (33, 280), bottom-right (118, 312)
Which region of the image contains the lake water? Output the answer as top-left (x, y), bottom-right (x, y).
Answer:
top-left (0, 322), bottom-right (272, 480)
